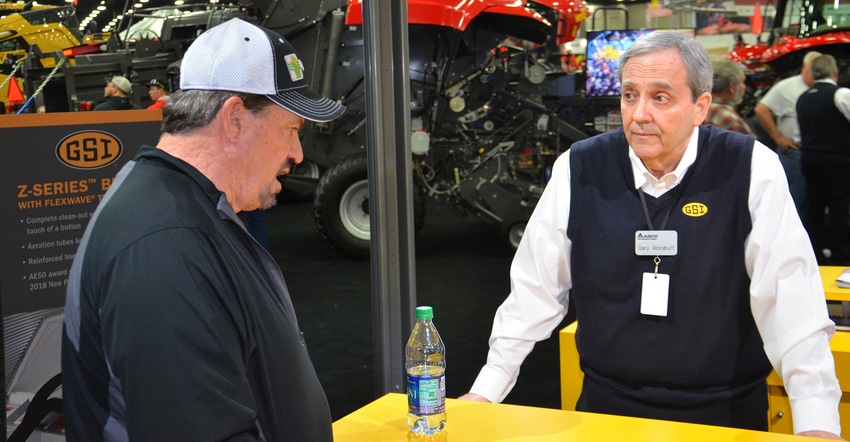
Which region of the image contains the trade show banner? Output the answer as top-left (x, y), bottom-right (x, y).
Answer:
top-left (0, 110), bottom-right (161, 438)
top-left (0, 111), bottom-right (161, 315)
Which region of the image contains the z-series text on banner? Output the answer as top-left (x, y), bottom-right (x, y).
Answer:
top-left (17, 177), bottom-right (113, 209)
top-left (12, 176), bottom-right (113, 297)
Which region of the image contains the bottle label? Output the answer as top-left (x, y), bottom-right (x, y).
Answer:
top-left (407, 372), bottom-right (446, 415)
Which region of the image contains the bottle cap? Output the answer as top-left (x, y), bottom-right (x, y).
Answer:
top-left (415, 306), bottom-right (433, 319)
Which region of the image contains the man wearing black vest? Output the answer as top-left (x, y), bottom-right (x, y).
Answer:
top-left (796, 54), bottom-right (850, 265)
top-left (753, 51), bottom-right (820, 214)
top-left (460, 31), bottom-right (841, 439)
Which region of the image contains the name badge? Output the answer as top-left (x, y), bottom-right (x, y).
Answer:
top-left (641, 272), bottom-right (669, 316)
top-left (635, 230), bottom-right (678, 256)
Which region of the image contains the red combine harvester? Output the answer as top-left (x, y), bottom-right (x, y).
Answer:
top-left (726, 0), bottom-right (850, 112)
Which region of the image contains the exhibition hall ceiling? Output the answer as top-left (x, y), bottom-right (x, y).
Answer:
top-left (83, 0), bottom-right (210, 31)
top-left (29, 0), bottom-right (209, 31)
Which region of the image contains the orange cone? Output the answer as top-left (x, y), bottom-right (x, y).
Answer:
top-left (752, 3), bottom-right (764, 36)
top-left (7, 77), bottom-right (24, 104)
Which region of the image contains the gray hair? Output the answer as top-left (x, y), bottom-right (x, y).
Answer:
top-left (811, 54), bottom-right (837, 81)
top-left (618, 31), bottom-right (712, 102)
top-left (711, 59), bottom-right (745, 94)
top-left (161, 90), bottom-right (275, 134)
top-left (803, 51), bottom-right (822, 67)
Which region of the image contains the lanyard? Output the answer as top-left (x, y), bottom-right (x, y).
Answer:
top-left (637, 182), bottom-right (686, 274)
top-left (638, 185), bottom-right (682, 231)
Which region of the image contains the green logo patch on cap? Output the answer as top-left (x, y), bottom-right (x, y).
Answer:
top-left (285, 54), bottom-right (304, 82)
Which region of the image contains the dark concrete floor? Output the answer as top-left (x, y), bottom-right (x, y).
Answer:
top-left (264, 198), bottom-right (574, 421)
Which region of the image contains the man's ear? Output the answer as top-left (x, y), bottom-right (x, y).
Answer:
top-left (220, 96), bottom-right (246, 143)
top-left (727, 81), bottom-right (739, 97)
top-left (693, 91), bottom-right (712, 126)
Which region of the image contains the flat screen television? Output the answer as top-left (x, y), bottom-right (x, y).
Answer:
top-left (584, 29), bottom-right (695, 98)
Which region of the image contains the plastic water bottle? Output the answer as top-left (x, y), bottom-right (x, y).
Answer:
top-left (406, 306), bottom-right (446, 435)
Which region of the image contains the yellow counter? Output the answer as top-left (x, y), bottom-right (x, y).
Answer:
top-left (560, 266), bottom-right (850, 437)
top-left (560, 322), bottom-right (850, 437)
top-left (819, 266), bottom-right (850, 301)
top-left (764, 323), bottom-right (850, 435)
top-left (332, 393), bottom-right (803, 441)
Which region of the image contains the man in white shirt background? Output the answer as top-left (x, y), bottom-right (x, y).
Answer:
top-left (796, 54), bottom-right (850, 265)
top-left (753, 51), bottom-right (821, 214)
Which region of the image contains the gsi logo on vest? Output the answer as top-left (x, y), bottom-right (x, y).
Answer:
top-left (682, 202), bottom-right (708, 217)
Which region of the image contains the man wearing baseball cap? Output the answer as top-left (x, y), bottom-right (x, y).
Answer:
top-left (62, 18), bottom-right (345, 441)
top-left (94, 75), bottom-right (140, 110)
top-left (146, 78), bottom-right (171, 110)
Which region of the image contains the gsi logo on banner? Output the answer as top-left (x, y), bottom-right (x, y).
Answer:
top-left (56, 131), bottom-right (123, 170)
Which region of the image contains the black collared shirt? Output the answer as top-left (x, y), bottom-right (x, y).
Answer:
top-left (62, 146), bottom-right (332, 441)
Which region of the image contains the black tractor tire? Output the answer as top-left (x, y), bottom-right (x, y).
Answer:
top-left (499, 209), bottom-right (534, 251)
top-left (314, 154), bottom-right (427, 258)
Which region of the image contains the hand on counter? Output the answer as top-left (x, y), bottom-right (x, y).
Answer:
top-left (457, 393), bottom-right (491, 402)
top-left (796, 430), bottom-right (843, 440)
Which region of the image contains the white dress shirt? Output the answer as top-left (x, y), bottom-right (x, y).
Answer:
top-left (469, 127), bottom-right (841, 435)
top-left (758, 74), bottom-right (809, 142)
top-left (813, 79), bottom-right (850, 123)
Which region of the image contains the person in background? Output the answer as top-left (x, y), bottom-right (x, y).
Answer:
top-left (459, 31), bottom-right (841, 439)
top-left (146, 78), bottom-right (171, 110)
top-left (703, 59), bottom-right (754, 136)
top-left (94, 75), bottom-right (140, 111)
top-left (753, 51), bottom-right (821, 213)
top-left (796, 54), bottom-right (850, 265)
top-left (62, 18), bottom-right (345, 441)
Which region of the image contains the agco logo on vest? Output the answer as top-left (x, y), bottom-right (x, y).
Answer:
top-left (682, 202), bottom-right (708, 217)
top-left (56, 131), bottom-right (123, 169)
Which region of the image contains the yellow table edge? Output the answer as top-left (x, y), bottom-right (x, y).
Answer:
top-left (820, 266), bottom-right (850, 301)
top-left (560, 267), bottom-right (850, 437)
top-left (333, 393), bottom-right (804, 441)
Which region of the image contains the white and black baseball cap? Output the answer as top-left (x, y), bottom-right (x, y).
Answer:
top-left (110, 76), bottom-right (132, 94)
top-left (180, 18), bottom-right (345, 122)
